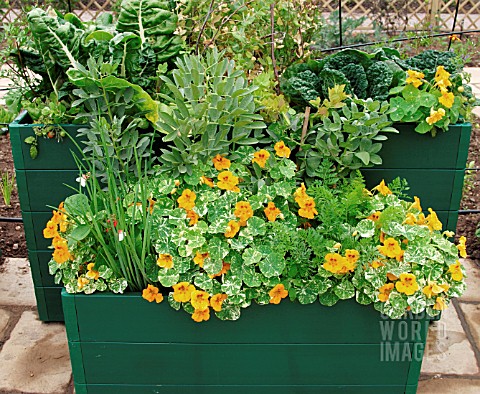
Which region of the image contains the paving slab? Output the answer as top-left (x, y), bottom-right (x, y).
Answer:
top-left (421, 304), bottom-right (479, 375)
top-left (0, 257), bottom-right (36, 306)
top-left (0, 308), bottom-right (11, 339)
top-left (0, 310), bottom-right (71, 394)
top-left (459, 258), bottom-right (480, 302)
top-left (458, 302), bottom-right (480, 347)
top-left (418, 377), bottom-right (480, 393)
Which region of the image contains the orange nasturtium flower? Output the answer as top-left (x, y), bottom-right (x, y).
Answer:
top-left (217, 171), bottom-right (240, 192)
top-left (395, 273), bottom-right (420, 296)
top-left (274, 141), bottom-right (291, 158)
top-left (172, 282), bottom-right (196, 303)
top-left (186, 209), bottom-right (199, 226)
top-left (192, 307), bottom-right (210, 322)
top-left (264, 201), bottom-right (282, 222)
top-left (426, 208), bottom-right (442, 232)
top-left (43, 220), bottom-right (58, 239)
top-left (377, 237), bottom-right (403, 259)
top-left (85, 263), bottom-right (100, 280)
top-left (177, 189), bottom-right (196, 210)
top-left (77, 277), bottom-right (89, 290)
top-left (378, 283), bottom-right (394, 302)
top-left (373, 179), bottom-right (392, 196)
top-left (269, 284), bottom-right (288, 304)
top-left (224, 220), bottom-right (240, 238)
top-left (457, 236), bottom-right (467, 258)
top-left (433, 297), bottom-right (447, 311)
top-left (387, 272), bottom-right (398, 282)
top-left (212, 154), bottom-right (231, 170)
top-left (294, 183), bottom-right (308, 205)
top-left (142, 284), bottom-right (164, 303)
top-left (210, 294), bottom-right (228, 312)
top-left (191, 290), bottom-right (210, 310)
top-left (51, 209), bottom-right (64, 225)
top-left (53, 240), bottom-right (72, 264)
top-left (193, 251), bottom-right (209, 268)
top-left (406, 69), bottom-right (424, 88)
top-left (426, 107), bottom-right (446, 125)
top-left (252, 149), bottom-right (270, 168)
top-left (448, 261), bottom-right (464, 281)
top-left (157, 253), bottom-right (174, 269)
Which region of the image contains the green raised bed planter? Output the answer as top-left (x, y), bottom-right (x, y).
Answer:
top-left (362, 122), bottom-right (472, 231)
top-left (63, 291), bottom-right (429, 394)
top-left (9, 111), bottom-right (84, 322)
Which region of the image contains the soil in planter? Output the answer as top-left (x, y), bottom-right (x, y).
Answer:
top-left (0, 119), bottom-right (479, 266)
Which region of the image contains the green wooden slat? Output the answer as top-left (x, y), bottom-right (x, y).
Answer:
top-left (16, 169), bottom-right (79, 211)
top-left (375, 123), bottom-right (471, 170)
top-left (79, 342), bottom-right (415, 386)
top-left (34, 287), bottom-right (64, 322)
top-left (14, 170), bottom-right (31, 211)
top-left (62, 291), bottom-right (79, 341)
top-left (73, 384), bottom-right (415, 394)
top-left (362, 169), bottom-right (464, 211)
top-left (69, 342), bottom-right (87, 386)
top-left (28, 250), bottom-right (58, 287)
top-left (21, 211), bottom-right (54, 250)
top-left (64, 293), bottom-right (429, 344)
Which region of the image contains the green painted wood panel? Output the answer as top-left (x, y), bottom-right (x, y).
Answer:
top-left (34, 286), bottom-right (64, 321)
top-left (15, 169), bottom-right (80, 211)
top-left (362, 168), bottom-right (465, 211)
top-left (64, 293), bottom-right (428, 344)
top-left (28, 250), bottom-right (58, 287)
top-left (9, 112), bottom-right (84, 170)
top-left (377, 123), bottom-right (471, 169)
top-left (22, 211), bottom-right (55, 250)
top-left (72, 384), bottom-right (415, 394)
top-left (435, 210), bottom-right (459, 232)
top-left (77, 342), bottom-right (417, 386)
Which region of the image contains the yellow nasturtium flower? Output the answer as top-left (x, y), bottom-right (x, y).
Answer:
top-left (426, 107), bottom-right (446, 125)
top-left (457, 236), bottom-right (467, 258)
top-left (434, 66), bottom-right (452, 90)
top-left (86, 263), bottom-right (100, 280)
top-left (448, 261), bottom-right (464, 281)
top-left (217, 171), bottom-right (240, 192)
top-left (395, 273), bottom-right (420, 296)
top-left (323, 253), bottom-right (345, 274)
top-left (142, 284), bottom-right (164, 303)
top-left (373, 180), bottom-right (392, 196)
top-left (177, 189), bottom-right (196, 210)
top-left (43, 220), bottom-right (58, 239)
top-left (439, 90), bottom-right (455, 108)
top-left (298, 198), bottom-right (318, 219)
top-left (367, 211), bottom-right (381, 221)
top-left (53, 240), bottom-right (72, 264)
top-left (172, 282), bottom-right (196, 303)
top-left (377, 237), bottom-right (403, 259)
top-left (410, 196), bottom-right (422, 212)
top-left (234, 201), bottom-right (254, 225)
top-left (269, 284), bottom-right (289, 304)
top-left (252, 149), bottom-right (270, 168)
top-left (77, 277), bottom-right (89, 290)
top-left (345, 249), bottom-right (360, 264)
top-left (186, 209), bottom-right (199, 226)
top-left (224, 220), bottom-right (240, 238)
top-left (274, 141), bottom-right (291, 158)
top-left (190, 290), bottom-right (210, 310)
top-left (425, 208), bottom-right (442, 232)
top-left (157, 254), bottom-right (174, 269)
top-left (193, 251), bottom-right (209, 268)
top-left (200, 176), bottom-right (214, 188)
top-left (406, 70), bottom-right (425, 88)
top-left (433, 297), bottom-right (447, 311)
top-left (422, 282), bottom-right (449, 298)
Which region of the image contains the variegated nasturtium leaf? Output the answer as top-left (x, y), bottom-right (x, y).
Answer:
top-left (242, 247), bottom-right (263, 265)
top-left (356, 290), bottom-right (373, 305)
top-left (168, 293), bottom-right (181, 310)
top-left (247, 216), bottom-right (266, 236)
top-left (221, 275), bottom-right (243, 295)
top-left (194, 272), bottom-right (214, 292)
top-left (319, 289), bottom-right (339, 306)
top-left (215, 301), bottom-right (241, 321)
top-left (158, 269), bottom-right (180, 287)
top-left (407, 293), bottom-right (427, 314)
top-left (334, 280), bottom-right (355, 300)
top-left (356, 219), bottom-right (375, 238)
top-left (279, 160), bottom-right (297, 179)
top-left (242, 265), bottom-right (262, 287)
top-left (258, 252), bottom-right (285, 278)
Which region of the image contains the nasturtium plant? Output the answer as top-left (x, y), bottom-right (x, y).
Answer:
top-left (46, 143), bottom-right (466, 322)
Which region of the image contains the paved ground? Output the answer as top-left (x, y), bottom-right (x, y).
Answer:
top-left (0, 70), bottom-right (479, 394)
